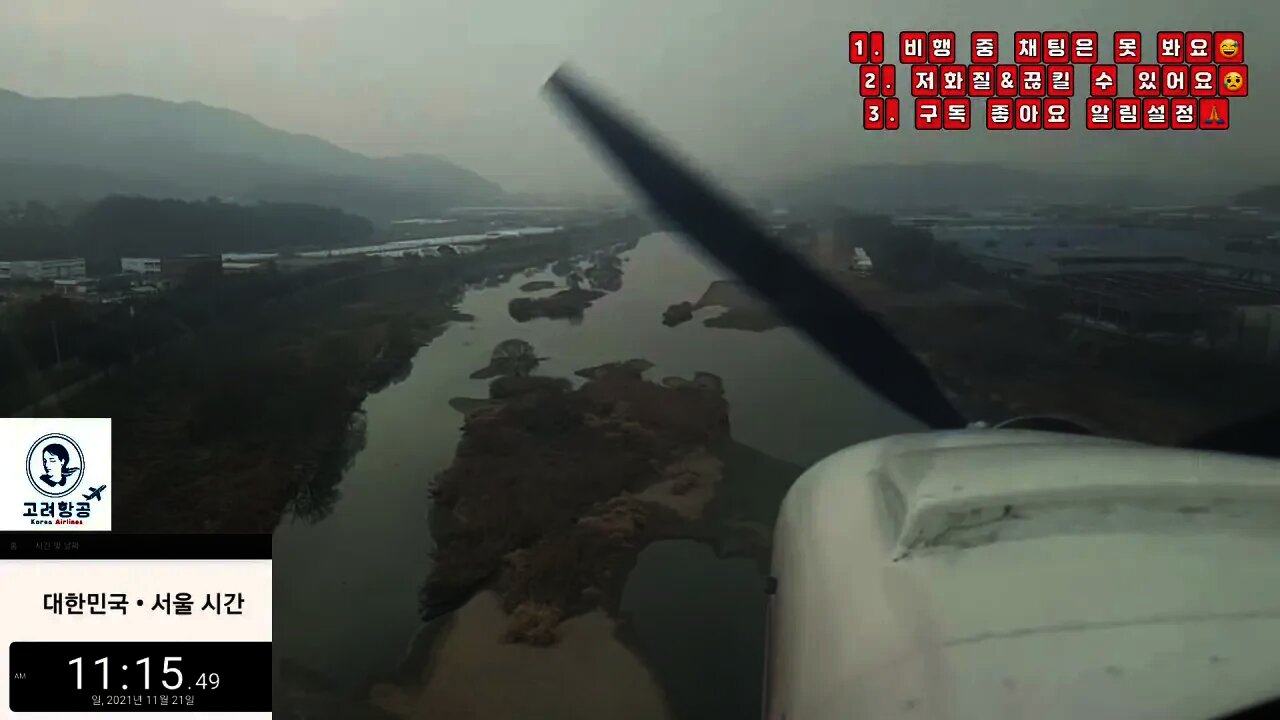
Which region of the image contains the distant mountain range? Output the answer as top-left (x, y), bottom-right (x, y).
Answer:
top-left (0, 89), bottom-right (505, 220)
top-left (774, 162), bottom-right (1222, 212)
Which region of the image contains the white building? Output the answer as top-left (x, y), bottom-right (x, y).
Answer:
top-left (1233, 305), bottom-right (1280, 361)
top-left (222, 260), bottom-right (268, 274)
top-left (0, 258), bottom-right (87, 281)
top-left (53, 277), bottom-right (98, 297)
top-left (121, 257), bottom-right (163, 275)
top-left (851, 247), bottom-right (874, 276)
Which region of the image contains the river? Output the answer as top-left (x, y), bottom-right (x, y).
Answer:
top-left (222, 225), bottom-right (562, 261)
top-left (271, 231), bottom-right (922, 718)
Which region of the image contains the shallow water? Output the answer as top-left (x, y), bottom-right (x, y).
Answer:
top-left (271, 232), bottom-right (922, 711)
top-left (620, 540), bottom-right (768, 720)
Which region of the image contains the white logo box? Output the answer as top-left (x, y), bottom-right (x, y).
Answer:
top-left (2, 418), bottom-right (112, 531)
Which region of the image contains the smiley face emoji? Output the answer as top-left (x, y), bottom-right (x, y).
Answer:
top-left (1223, 71), bottom-right (1244, 92)
top-left (1219, 37), bottom-right (1240, 58)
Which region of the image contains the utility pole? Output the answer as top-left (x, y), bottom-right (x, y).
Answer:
top-left (51, 320), bottom-right (61, 367)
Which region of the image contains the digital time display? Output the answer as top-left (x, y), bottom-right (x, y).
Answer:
top-left (9, 641), bottom-right (270, 712)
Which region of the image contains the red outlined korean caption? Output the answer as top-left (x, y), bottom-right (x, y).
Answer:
top-left (849, 30), bottom-right (1247, 131)
top-left (850, 31), bottom-right (900, 130)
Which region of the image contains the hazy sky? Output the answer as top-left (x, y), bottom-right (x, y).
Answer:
top-left (0, 0), bottom-right (1275, 195)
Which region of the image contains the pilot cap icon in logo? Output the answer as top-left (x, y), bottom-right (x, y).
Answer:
top-left (26, 433), bottom-right (86, 499)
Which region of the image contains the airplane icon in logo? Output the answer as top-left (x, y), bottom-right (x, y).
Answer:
top-left (82, 485), bottom-right (106, 502)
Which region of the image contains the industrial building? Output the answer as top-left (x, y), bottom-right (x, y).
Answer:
top-left (850, 247), bottom-right (874, 276)
top-left (52, 274), bottom-right (136, 301)
top-left (120, 254), bottom-right (221, 282)
top-left (932, 223), bottom-right (1280, 359)
top-left (120, 257), bottom-right (163, 275)
top-left (1232, 305), bottom-right (1280, 361)
top-left (0, 258), bottom-right (87, 281)
top-left (963, 253), bottom-right (1199, 280)
top-left (1033, 270), bottom-right (1280, 330)
top-left (53, 278), bottom-right (98, 297)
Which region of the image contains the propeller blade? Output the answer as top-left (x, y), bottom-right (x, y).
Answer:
top-left (544, 66), bottom-right (967, 429)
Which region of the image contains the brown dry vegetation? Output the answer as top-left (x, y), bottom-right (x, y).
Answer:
top-left (425, 360), bottom-right (731, 640)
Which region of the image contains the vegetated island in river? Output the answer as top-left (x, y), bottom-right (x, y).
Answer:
top-left (468, 338), bottom-right (545, 380)
top-left (426, 351), bottom-right (799, 645)
top-left (518, 280), bottom-right (557, 292)
top-left (663, 279), bottom-right (782, 332)
top-left (508, 248), bottom-right (626, 321)
top-left (509, 287), bottom-right (605, 322)
top-left (371, 352), bottom-right (798, 718)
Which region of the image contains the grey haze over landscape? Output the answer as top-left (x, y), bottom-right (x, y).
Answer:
top-left (0, 0), bottom-right (1275, 198)
top-left (7, 4), bottom-right (1280, 720)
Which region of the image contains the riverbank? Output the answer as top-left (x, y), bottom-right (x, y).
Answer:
top-left (662, 279), bottom-right (781, 332)
top-left (49, 216), bottom-right (653, 532)
top-left (370, 591), bottom-right (671, 720)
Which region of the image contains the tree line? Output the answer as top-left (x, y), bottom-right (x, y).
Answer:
top-left (0, 196), bottom-right (374, 269)
top-left (0, 213), bottom-right (653, 414)
top-left (0, 256), bottom-right (380, 412)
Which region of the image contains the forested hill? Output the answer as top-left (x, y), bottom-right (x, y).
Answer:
top-left (1235, 185), bottom-right (1280, 210)
top-left (0, 89), bottom-right (505, 220)
top-left (0, 197), bottom-right (373, 265)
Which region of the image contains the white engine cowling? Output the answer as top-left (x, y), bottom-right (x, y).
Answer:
top-left (765, 429), bottom-right (1280, 720)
